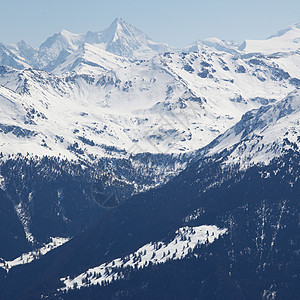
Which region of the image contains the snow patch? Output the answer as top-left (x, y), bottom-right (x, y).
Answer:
top-left (59, 225), bottom-right (227, 291)
top-left (0, 237), bottom-right (70, 272)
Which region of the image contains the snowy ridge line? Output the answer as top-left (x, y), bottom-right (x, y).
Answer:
top-left (5, 17), bottom-right (172, 71)
top-left (3, 19), bottom-right (300, 71)
top-left (204, 89), bottom-right (300, 169)
top-left (0, 237), bottom-right (70, 272)
top-left (59, 225), bottom-right (227, 291)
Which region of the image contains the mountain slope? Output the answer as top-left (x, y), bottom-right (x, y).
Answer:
top-left (0, 189), bottom-right (30, 261)
top-left (240, 22), bottom-right (300, 54)
top-left (204, 88), bottom-right (300, 166)
top-left (0, 44), bottom-right (298, 160)
top-left (37, 30), bottom-right (84, 70)
top-left (0, 43), bottom-right (30, 70)
top-left (0, 142), bottom-right (298, 299)
top-left (84, 17), bottom-right (170, 59)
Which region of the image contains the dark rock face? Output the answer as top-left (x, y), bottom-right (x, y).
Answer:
top-left (0, 124), bottom-right (37, 138)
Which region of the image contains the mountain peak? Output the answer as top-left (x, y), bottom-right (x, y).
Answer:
top-left (267, 22), bottom-right (300, 39)
top-left (112, 17), bottom-right (126, 26)
top-left (102, 17), bottom-right (148, 43)
top-left (95, 17), bottom-right (153, 58)
top-left (40, 29), bottom-right (82, 51)
top-left (60, 29), bottom-right (75, 37)
top-left (16, 40), bottom-right (28, 47)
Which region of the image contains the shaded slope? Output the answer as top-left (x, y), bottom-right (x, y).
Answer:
top-left (0, 149), bottom-right (299, 299)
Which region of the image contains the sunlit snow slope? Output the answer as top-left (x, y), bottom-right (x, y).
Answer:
top-left (60, 225), bottom-right (227, 291)
top-left (0, 19), bottom-right (299, 161)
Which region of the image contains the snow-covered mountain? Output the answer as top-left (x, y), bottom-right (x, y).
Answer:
top-left (84, 17), bottom-right (170, 59)
top-left (0, 43), bottom-right (30, 70)
top-left (183, 38), bottom-right (239, 54)
top-left (203, 89), bottom-right (300, 167)
top-left (0, 41), bottom-right (299, 160)
top-left (3, 19), bottom-right (299, 73)
top-left (7, 41), bottom-right (38, 68)
top-left (1, 18), bottom-right (171, 71)
top-left (239, 22), bottom-right (300, 54)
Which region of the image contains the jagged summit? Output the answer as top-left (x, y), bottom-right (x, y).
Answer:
top-left (103, 17), bottom-right (148, 42)
top-left (108, 17), bottom-right (131, 33)
top-left (89, 17), bottom-right (151, 57)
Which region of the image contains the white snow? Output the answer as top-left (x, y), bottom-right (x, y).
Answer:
top-left (59, 225), bottom-right (227, 291)
top-left (240, 22), bottom-right (300, 54)
top-left (14, 202), bottom-right (35, 245)
top-left (0, 43), bottom-right (298, 160)
top-left (0, 175), bottom-right (5, 190)
top-left (0, 237), bottom-right (70, 272)
top-left (206, 89), bottom-right (300, 168)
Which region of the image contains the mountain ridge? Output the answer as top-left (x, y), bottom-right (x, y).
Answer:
top-left (2, 18), bottom-right (300, 71)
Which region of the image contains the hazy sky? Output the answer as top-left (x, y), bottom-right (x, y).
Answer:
top-left (1, 0), bottom-right (299, 48)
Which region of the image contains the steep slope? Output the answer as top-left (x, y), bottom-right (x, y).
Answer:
top-left (37, 30), bottom-right (84, 70)
top-left (0, 43), bottom-right (30, 70)
top-left (52, 43), bottom-right (129, 75)
top-left (204, 89), bottom-right (300, 166)
top-left (0, 189), bottom-right (30, 261)
top-left (6, 41), bottom-right (38, 68)
top-left (84, 17), bottom-right (170, 59)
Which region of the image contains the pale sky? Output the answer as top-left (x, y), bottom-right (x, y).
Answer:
top-left (1, 0), bottom-right (299, 48)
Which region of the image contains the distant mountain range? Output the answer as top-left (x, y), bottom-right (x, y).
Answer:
top-left (2, 18), bottom-right (300, 70)
top-left (3, 18), bottom-right (171, 70)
